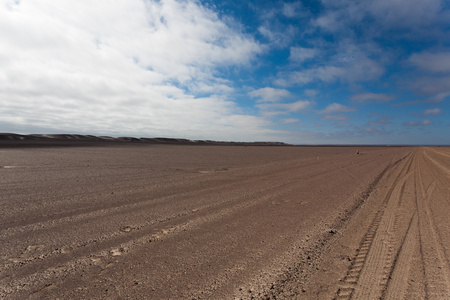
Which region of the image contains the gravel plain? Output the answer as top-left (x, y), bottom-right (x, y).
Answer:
top-left (1, 143), bottom-right (448, 299)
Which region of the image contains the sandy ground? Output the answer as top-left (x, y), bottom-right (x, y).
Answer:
top-left (0, 145), bottom-right (448, 299)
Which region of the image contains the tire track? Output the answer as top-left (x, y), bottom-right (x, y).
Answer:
top-left (383, 213), bottom-right (418, 299)
top-left (348, 172), bottom-right (411, 299)
top-left (415, 149), bottom-right (450, 299)
top-left (335, 148), bottom-right (450, 299)
top-left (335, 210), bottom-right (384, 299)
top-left (335, 152), bottom-right (414, 299)
top-left (421, 148), bottom-right (450, 207)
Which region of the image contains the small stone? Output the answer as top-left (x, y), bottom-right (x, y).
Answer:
top-left (120, 226), bottom-right (133, 232)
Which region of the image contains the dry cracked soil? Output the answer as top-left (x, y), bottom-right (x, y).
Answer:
top-left (1, 144), bottom-right (449, 299)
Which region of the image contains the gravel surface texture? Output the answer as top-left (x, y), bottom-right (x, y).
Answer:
top-left (1, 144), bottom-right (447, 299)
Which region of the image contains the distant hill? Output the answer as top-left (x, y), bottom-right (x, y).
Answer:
top-left (0, 133), bottom-right (289, 148)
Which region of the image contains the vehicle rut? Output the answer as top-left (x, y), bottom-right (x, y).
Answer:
top-left (335, 148), bottom-right (450, 299)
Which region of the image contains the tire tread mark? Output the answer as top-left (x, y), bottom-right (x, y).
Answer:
top-left (383, 213), bottom-right (418, 299)
top-left (334, 153), bottom-right (413, 299)
top-left (415, 149), bottom-right (450, 298)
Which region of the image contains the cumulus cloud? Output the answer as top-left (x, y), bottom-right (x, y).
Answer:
top-left (403, 119), bottom-right (433, 126)
top-left (318, 103), bottom-right (355, 114)
top-left (351, 93), bottom-right (394, 103)
top-left (249, 87), bottom-right (291, 103)
top-left (424, 108), bottom-right (442, 116)
top-left (0, 0), bottom-right (271, 141)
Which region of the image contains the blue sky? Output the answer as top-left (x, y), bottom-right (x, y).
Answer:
top-left (1, 0), bottom-right (449, 144)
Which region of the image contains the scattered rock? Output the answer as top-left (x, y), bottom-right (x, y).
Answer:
top-left (120, 226), bottom-right (133, 232)
top-left (110, 248), bottom-right (124, 256)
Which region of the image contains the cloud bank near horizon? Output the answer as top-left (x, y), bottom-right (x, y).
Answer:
top-left (1, 0), bottom-right (274, 141)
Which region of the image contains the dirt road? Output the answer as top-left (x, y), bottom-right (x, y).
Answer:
top-left (1, 145), bottom-right (447, 299)
top-left (302, 147), bottom-right (450, 299)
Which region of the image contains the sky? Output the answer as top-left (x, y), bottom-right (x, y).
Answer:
top-left (1, 0), bottom-right (450, 144)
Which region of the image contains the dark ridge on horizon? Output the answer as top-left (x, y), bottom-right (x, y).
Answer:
top-left (0, 133), bottom-right (289, 148)
top-left (1, 133), bottom-right (445, 148)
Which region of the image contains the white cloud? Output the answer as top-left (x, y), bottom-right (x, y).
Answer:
top-left (282, 2), bottom-right (304, 18)
top-left (304, 89), bottom-right (318, 97)
top-left (257, 100), bottom-right (311, 116)
top-left (403, 119), bottom-right (433, 126)
top-left (284, 100), bottom-right (311, 112)
top-left (316, 0), bottom-right (449, 33)
top-left (278, 54), bottom-right (383, 87)
top-left (368, 0), bottom-right (446, 29)
top-left (0, 0), bottom-right (273, 141)
top-left (429, 92), bottom-right (450, 102)
top-left (276, 66), bottom-right (344, 86)
top-left (289, 47), bottom-right (318, 63)
top-left (351, 93), bottom-right (394, 102)
top-left (424, 108), bottom-right (442, 116)
top-left (256, 3), bottom-right (304, 47)
top-left (318, 103), bottom-right (355, 114)
top-left (409, 76), bottom-right (450, 96)
top-left (314, 66), bottom-right (347, 82)
top-left (249, 87), bottom-right (291, 103)
top-left (409, 51), bottom-right (450, 73)
top-left (258, 24), bottom-right (297, 48)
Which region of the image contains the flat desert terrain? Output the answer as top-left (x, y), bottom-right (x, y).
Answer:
top-left (1, 144), bottom-right (449, 299)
